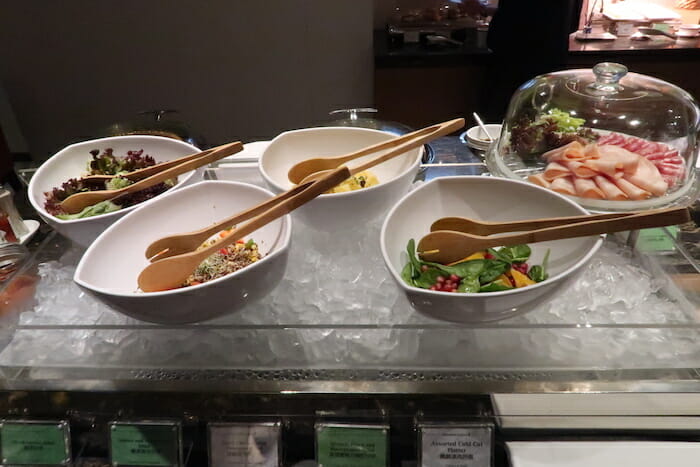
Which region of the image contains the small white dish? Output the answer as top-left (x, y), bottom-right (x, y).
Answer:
top-left (676, 29), bottom-right (700, 38)
top-left (507, 441), bottom-right (700, 467)
top-left (465, 124), bottom-right (501, 150)
top-left (215, 162), bottom-right (266, 187)
top-left (18, 220), bottom-right (40, 245)
top-left (222, 140), bottom-right (270, 163)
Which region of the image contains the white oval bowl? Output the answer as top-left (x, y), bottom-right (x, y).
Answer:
top-left (74, 180), bottom-right (291, 324)
top-left (381, 176), bottom-right (604, 323)
top-left (29, 135), bottom-right (203, 248)
top-left (258, 127), bottom-right (422, 230)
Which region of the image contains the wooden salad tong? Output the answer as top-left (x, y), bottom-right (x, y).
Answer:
top-left (137, 166), bottom-right (351, 292)
top-left (418, 207), bottom-right (690, 264)
top-left (59, 142), bottom-right (243, 214)
top-left (287, 118), bottom-right (465, 185)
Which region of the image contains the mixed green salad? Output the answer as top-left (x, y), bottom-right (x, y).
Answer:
top-left (44, 148), bottom-right (174, 220)
top-left (509, 108), bottom-right (598, 160)
top-left (401, 239), bottom-right (549, 293)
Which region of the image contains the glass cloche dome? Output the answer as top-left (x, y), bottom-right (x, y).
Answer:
top-left (486, 62), bottom-right (700, 211)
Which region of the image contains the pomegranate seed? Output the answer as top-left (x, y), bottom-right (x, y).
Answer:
top-left (429, 285), bottom-right (438, 291)
top-left (485, 252), bottom-right (494, 259)
top-left (450, 274), bottom-right (459, 282)
top-left (436, 275), bottom-right (446, 283)
top-left (421, 265), bottom-right (429, 272)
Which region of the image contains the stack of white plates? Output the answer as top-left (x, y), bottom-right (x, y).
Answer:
top-left (465, 124), bottom-right (501, 151)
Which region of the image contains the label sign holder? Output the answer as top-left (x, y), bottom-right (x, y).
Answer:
top-left (315, 422), bottom-right (389, 467)
top-left (109, 421), bottom-right (182, 467)
top-left (0, 419), bottom-right (71, 466)
top-left (207, 421), bottom-right (281, 467)
top-left (418, 422), bottom-right (494, 467)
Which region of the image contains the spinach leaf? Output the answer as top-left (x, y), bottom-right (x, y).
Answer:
top-left (406, 239), bottom-right (422, 274)
top-left (487, 248), bottom-right (511, 263)
top-left (448, 259), bottom-right (486, 278)
top-left (499, 244), bottom-right (531, 263)
top-left (478, 260), bottom-right (509, 284)
top-left (528, 249), bottom-right (551, 283)
top-left (401, 262), bottom-right (416, 286)
top-left (489, 245), bottom-right (531, 263)
top-left (414, 267), bottom-right (443, 289)
top-left (457, 276), bottom-right (480, 293)
top-left (479, 282), bottom-right (514, 292)
top-left (528, 265), bottom-right (545, 282)
top-left (422, 259), bottom-right (486, 279)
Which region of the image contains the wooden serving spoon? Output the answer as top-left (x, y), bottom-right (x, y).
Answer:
top-left (137, 166), bottom-right (351, 292)
top-left (59, 142), bottom-right (243, 214)
top-left (145, 180), bottom-right (324, 261)
top-left (287, 117), bottom-right (464, 185)
top-left (430, 211), bottom-right (637, 236)
top-left (418, 207), bottom-right (690, 264)
top-left (79, 142), bottom-right (235, 184)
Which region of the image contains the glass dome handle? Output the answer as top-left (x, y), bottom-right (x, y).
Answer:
top-left (587, 63), bottom-right (628, 95)
top-left (329, 108), bottom-right (378, 120)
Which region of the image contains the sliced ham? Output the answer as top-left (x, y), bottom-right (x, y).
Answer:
top-left (583, 143), bottom-right (601, 159)
top-left (543, 161), bottom-right (570, 180)
top-left (542, 141), bottom-right (585, 162)
top-left (550, 177), bottom-right (576, 196)
top-left (581, 158), bottom-right (618, 178)
top-left (623, 156), bottom-right (668, 196)
top-left (597, 145), bottom-right (640, 173)
top-left (528, 174), bottom-right (550, 188)
top-left (565, 160), bottom-right (597, 178)
top-left (573, 177), bottom-right (605, 199)
top-left (593, 175), bottom-right (628, 201)
top-left (613, 178), bottom-right (652, 200)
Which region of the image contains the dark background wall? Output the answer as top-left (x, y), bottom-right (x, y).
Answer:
top-left (0, 1), bottom-right (374, 161)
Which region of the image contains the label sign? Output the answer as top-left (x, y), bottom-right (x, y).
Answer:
top-left (109, 422), bottom-right (181, 467)
top-left (0, 420), bottom-right (70, 466)
top-left (316, 424), bottom-right (388, 467)
top-left (419, 424), bottom-right (493, 467)
top-left (208, 422), bottom-right (280, 467)
top-left (637, 226), bottom-right (679, 252)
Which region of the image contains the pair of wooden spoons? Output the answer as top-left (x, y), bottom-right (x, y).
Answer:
top-left (137, 166), bottom-right (352, 292)
top-left (418, 207), bottom-right (691, 264)
top-left (59, 142), bottom-right (243, 214)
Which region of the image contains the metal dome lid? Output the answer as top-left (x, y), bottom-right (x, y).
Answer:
top-left (486, 63), bottom-right (700, 212)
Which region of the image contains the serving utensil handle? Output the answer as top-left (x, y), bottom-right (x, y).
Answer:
top-left (351, 118), bottom-right (464, 174)
top-left (192, 166), bottom-right (352, 260)
top-left (481, 206), bottom-right (690, 248)
top-left (116, 142), bottom-right (242, 197)
top-left (123, 142), bottom-right (235, 181)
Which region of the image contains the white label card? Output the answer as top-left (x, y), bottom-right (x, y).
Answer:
top-left (420, 425), bottom-right (492, 467)
top-left (208, 423), bottom-right (280, 467)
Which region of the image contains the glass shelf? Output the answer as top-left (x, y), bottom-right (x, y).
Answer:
top-left (1, 141), bottom-right (699, 393)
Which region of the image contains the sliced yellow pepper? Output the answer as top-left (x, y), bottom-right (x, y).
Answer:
top-left (447, 251), bottom-right (485, 266)
top-left (510, 268), bottom-right (536, 288)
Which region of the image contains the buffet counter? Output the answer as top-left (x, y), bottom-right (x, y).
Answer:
top-left (2, 137), bottom-right (699, 396)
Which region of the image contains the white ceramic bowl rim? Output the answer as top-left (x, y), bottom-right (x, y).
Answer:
top-left (381, 175), bottom-right (603, 297)
top-left (259, 126), bottom-right (423, 198)
top-left (466, 124), bottom-right (501, 144)
top-left (30, 135), bottom-right (200, 225)
top-left (73, 180), bottom-right (292, 298)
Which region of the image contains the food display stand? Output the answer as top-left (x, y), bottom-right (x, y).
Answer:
top-left (0, 137), bottom-right (699, 466)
